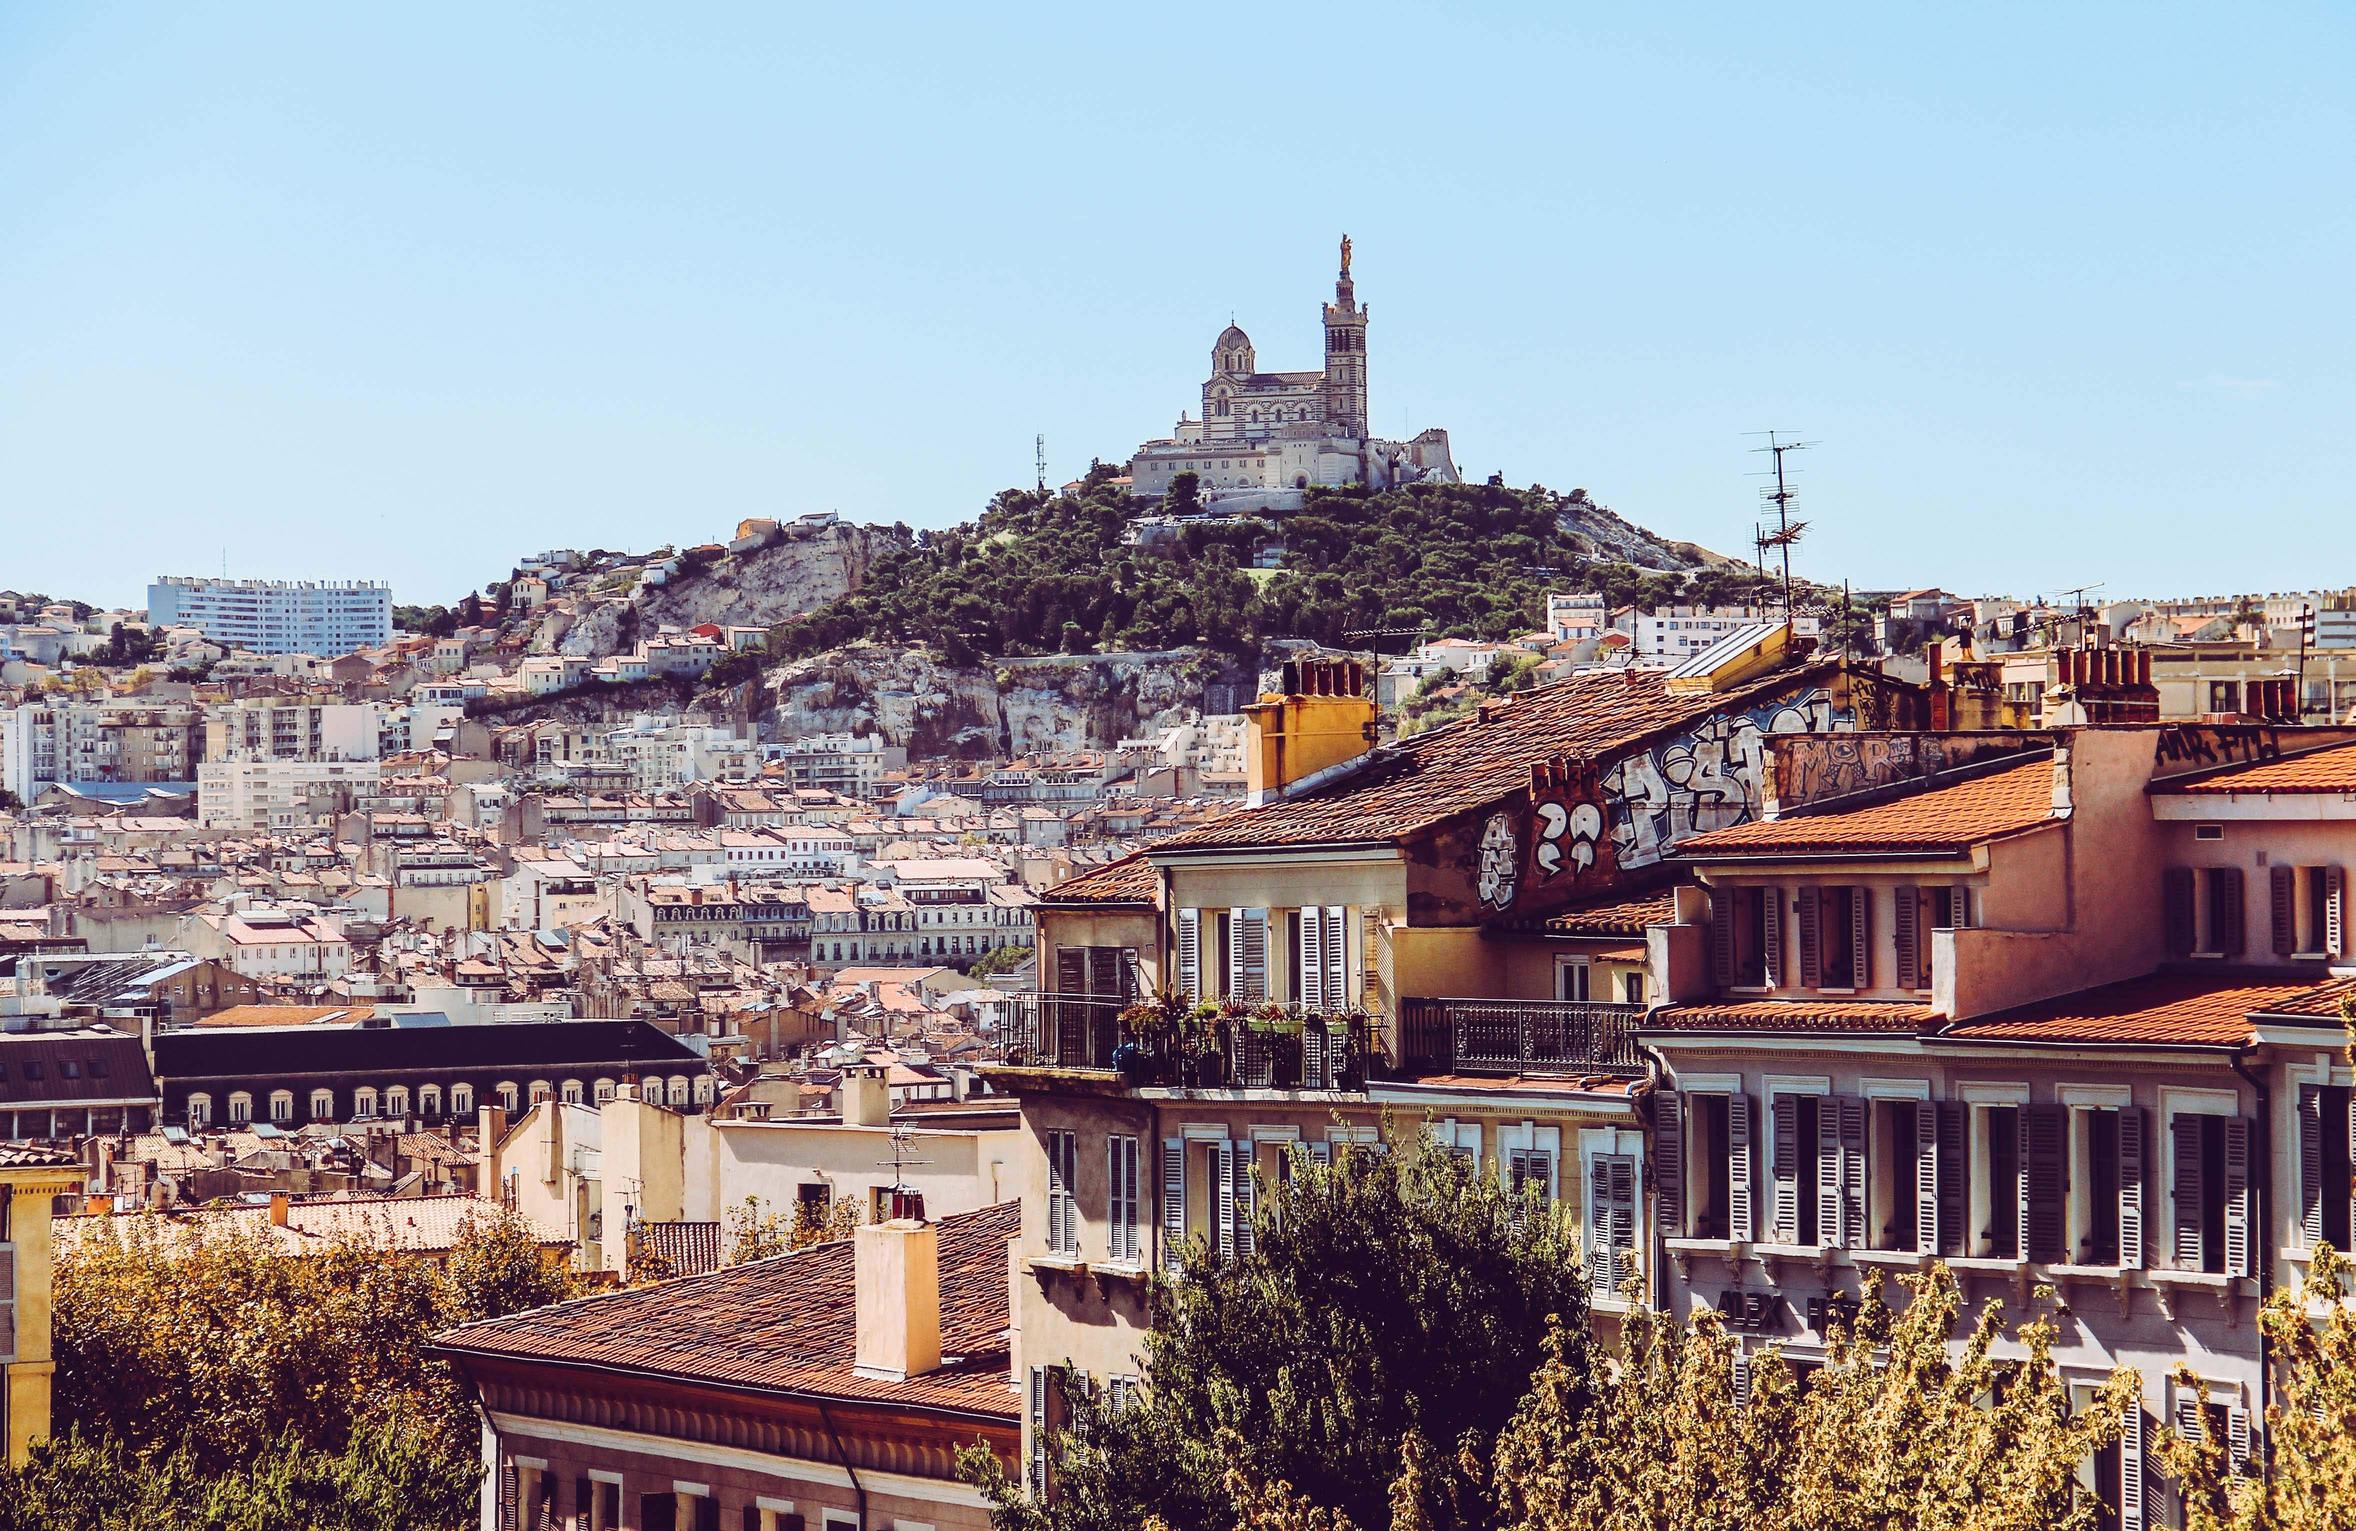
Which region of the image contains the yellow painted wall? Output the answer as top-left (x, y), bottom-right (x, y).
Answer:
top-left (4, 1168), bottom-right (82, 1466)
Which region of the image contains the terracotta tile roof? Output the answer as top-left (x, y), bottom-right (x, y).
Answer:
top-left (434, 1202), bottom-right (1020, 1419)
top-left (1676, 757), bottom-right (2056, 859)
top-left (2250, 977), bottom-right (2356, 1022)
top-left (636, 1220), bottom-right (724, 1278)
top-left (1154, 664), bottom-right (1840, 852)
top-left (1040, 850), bottom-right (1157, 905)
top-left (2154, 740), bottom-right (2356, 795)
top-left (1939, 973), bottom-right (2320, 1047)
top-left (1647, 999), bottom-right (1943, 1034)
top-left (0, 1143), bottom-right (80, 1169)
top-left (1537, 889), bottom-right (1677, 937)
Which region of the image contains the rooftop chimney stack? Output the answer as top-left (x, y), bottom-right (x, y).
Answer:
top-left (853, 1215), bottom-right (941, 1382)
top-left (841, 1063), bottom-right (892, 1128)
top-left (1240, 658), bottom-right (1378, 807)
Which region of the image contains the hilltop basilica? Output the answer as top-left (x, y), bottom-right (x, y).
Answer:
top-left (1128, 238), bottom-right (1457, 511)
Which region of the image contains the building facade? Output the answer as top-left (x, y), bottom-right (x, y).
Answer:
top-left (148, 576), bottom-right (391, 657)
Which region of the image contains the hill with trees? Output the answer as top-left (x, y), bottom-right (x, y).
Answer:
top-left (769, 468), bottom-right (1751, 665)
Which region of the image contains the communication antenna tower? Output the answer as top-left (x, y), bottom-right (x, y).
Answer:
top-left (1036, 434), bottom-right (1048, 495)
top-left (1747, 432), bottom-right (1816, 618)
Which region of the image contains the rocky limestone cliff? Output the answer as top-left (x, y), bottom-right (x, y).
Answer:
top-left (760, 643), bottom-right (1257, 759)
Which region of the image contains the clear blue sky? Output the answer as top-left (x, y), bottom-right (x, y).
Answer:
top-left (4, 4), bottom-right (2350, 612)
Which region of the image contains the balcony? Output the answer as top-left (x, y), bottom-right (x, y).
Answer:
top-left (999, 993), bottom-right (1377, 1091)
top-left (1398, 997), bottom-right (1646, 1078)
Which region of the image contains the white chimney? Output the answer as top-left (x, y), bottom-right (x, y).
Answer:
top-left (853, 1218), bottom-right (941, 1382)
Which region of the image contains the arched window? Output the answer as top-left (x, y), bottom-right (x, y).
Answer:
top-left (593, 1078), bottom-right (618, 1105)
top-left (187, 1093), bottom-right (212, 1130)
top-left (269, 1091), bottom-right (294, 1125)
top-left (227, 1092), bottom-right (254, 1126)
top-left (452, 1083), bottom-right (477, 1118)
top-left (418, 1084), bottom-right (443, 1119)
top-left (352, 1087), bottom-right (380, 1119)
top-left (385, 1085), bottom-right (412, 1119)
top-left (528, 1080), bottom-right (552, 1106)
top-left (309, 1089), bottom-right (336, 1121)
top-left (666, 1076), bottom-right (690, 1107)
top-left (560, 1080), bottom-right (584, 1105)
top-left (497, 1082), bottom-right (519, 1112)
top-left (692, 1075), bottom-right (714, 1105)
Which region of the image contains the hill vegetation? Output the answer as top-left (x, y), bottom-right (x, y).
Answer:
top-left (771, 468), bottom-right (1764, 665)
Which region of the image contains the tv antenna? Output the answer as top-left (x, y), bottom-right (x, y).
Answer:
top-left (878, 1121), bottom-right (933, 1219)
top-left (1746, 431), bottom-right (1816, 619)
top-left (1035, 434), bottom-right (1048, 495)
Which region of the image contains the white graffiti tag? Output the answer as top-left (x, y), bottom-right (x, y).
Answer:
top-left (1477, 812), bottom-right (1519, 909)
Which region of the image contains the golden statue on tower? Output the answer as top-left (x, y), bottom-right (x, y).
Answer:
top-left (1340, 233), bottom-right (1352, 276)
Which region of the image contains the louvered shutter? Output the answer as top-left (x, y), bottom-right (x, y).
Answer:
top-left (1840, 1096), bottom-right (1866, 1246)
top-left (2228, 1405), bottom-right (2253, 1474)
top-left (1771, 1095), bottom-right (1801, 1243)
top-left (2022, 1104), bottom-right (2066, 1262)
top-left (1727, 1094), bottom-right (1754, 1241)
top-left (2120, 1402), bottom-right (2146, 1531)
top-left (2164, 868), bottom-right (2196, 955)
top-left (2175, 1392), bottom-right (2208, 1446)
top-left (1297, 908), bottom-right (1324, 1009)
top-left (1587, 1156), bottom-right (1614, 1297)
top-left (1048, 1132), bottom-right (1074, 1254)
top-left (1028, 1366), bottom-right (1050, 1495)
top-left (1915, 1100), bottom-right (1941, 1254)
top-left (1608, 1157), bottom-right (1636, 1295)
top-left (1056, 947), bottom-right (1087, 997)
top-left (2272, 865), bottom-right (2298, 955)
top-left (499, 1461), bottom-right (518, 1531)
top-left (2224, 1117), bottom-right (2252, 1278)
top-left (2173, 1115), bottom-right (2205, 1268)
top-left (1849, 888), bottom-right (1872, 989)
top-left (2301, 1085), bottom-right (2325, 1247)
top-left (1301, 1021), bottom-right (1329, 1090)
top-left (573, 1477), bottom-right (591, 1531)
top-left (1214, 1139), bottom-right (1236, 1260)
top-left (2329, 866), bottom-right (2346, 957)
top-left (1321, 907), bottom-right (1347, 1010)
top-left (1796, 888), bottom-right (1821, 988)
top-left (1893, 885), bottom-right (1921, 991)
top-left (2217, 868), bottom-right (2247, 956)
top-left (1816, 1096), bottom-right (1844, 1247)
top-left (1937, 1102), bottom-right (1967, 1255)
top-left (1231, 909), bottom-right (1269, 999)
top-left (1710, 892), bottom-right (1738, 987)
top-left (1731, 1348), bottom-right (1752, 1408)
top-left (1308, 1139), bottom-right (1332, 1167)
top-left (0, 1243), bottom-right (14, 1363)
top-left (2119, 1106), bottom-right (2146, 1268)
top-left (1160, 1138), bottom-right (1186, 1271)
top-left (1654, 1090), bottom-right (1683, 1237)
top-left (1232, 1139), bottom-right (1256, 1258)
top-left (1951, 884), bottom-right (1973, 929)
top-left (1175, 909), bottom-right (1201, 1000)
top-left (1761, 889), bottom-right (1783, 986)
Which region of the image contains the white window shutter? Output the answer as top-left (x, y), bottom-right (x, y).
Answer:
top-left (1914, 1099), bottom-right (1941, 1255)
top-left (1175, 910), bottom-right (1201, 1001)
top-left (2328, 866), bottom-right (2346, 957)
top-left (1893, 885), bottom-right (1920, 991)
top-left (2301, 1085), bottom-right (2325, 1247)
top-left (1770, 1094), bottom-right (1801, 1244)
top-left (1160, 1138), bottom-right (1186, 1271)
top-left (1761, 890), bottom-right (1782, 986)
top-left (2119, 1106), bottom-right (2146, 1268)
top-left (1322, 907), bottom-right (1347, 1010)
top-left (1731, 1347), bottom-right (1752, 1408)
top-left (2173, 1114), bottom-right (2205, 1268)
top-left (1232, 1139), bottom-right (1255, 1259)
top-left (1654, 1090), bottom-right (1684, 1237)
top-left (2120, 1401), bottom-right (2146, 1531)
top-left (1586, 1157), bottom-right (1612, 1297)
top-left (0, 1243), bottom-right (15, 1363)
top-left (1308, 1139), bottom-right (1332, 1168)
top-left (1027, 1366), bottom-right (1049, 1496)
top-left (1838, 1096), bottom-right (1866, 1247)
top-left (1607, 1156), bottom-right (1635, 1294)
top-left (1231, 910), bottom-right (1268, 1001)
top-left (1727, 1093), bottom-right (1754, 1241)
top-left (1214, 1139), bottom-right (1236, 1261)
top-left (2224, 1118), bottom-right (2253, 1278)
top-left (2229, 1404), bottom-right (2252, 1475)
top-left (1816, 1095), bottom-right (1845, 1248)
top-left (1297, 908), bottom-right (1323, 1009)
top-left (1849, 887), bottom-right (1872, 989)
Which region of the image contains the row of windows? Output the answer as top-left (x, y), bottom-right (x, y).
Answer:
top-left (1666, 1087), bottom-right (2257, 1275)
top-left (503, 1464), bottom-right (851, 1531)
top-left (183, 1073), bottom-right (711, 1128)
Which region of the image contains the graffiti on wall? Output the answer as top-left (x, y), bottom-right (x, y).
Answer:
top-left (1521, 755), bottom-right (1616, 903)
top-left (1476, 811), bottom-right (1520, 911)
top-left (1602, 687), bottom-right (1843, 871)
top-left (1776, 734), bottom-right (1950, 810)
top-left (2155, 724), bottom-right (2283, 771)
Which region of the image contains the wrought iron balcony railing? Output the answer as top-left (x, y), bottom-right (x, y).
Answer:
top-left (997, 993), bottom-right (1377, 1091)
top-left (1398, 997), bottom-right (1647, 1078)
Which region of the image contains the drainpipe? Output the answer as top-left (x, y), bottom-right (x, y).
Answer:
top-left (813, 1394), bottom-right (868, 1528)
top-left (2229, 1047), bottom-right (2271, 1467)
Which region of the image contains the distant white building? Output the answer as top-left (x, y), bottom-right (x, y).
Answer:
top-left (147, 576), bottom-right (391, 657)
top-left (1630, 605), bottom-right (1762, 661)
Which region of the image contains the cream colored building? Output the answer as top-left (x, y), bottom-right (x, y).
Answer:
top-left (2, 1144), bottom-right (84, 1466)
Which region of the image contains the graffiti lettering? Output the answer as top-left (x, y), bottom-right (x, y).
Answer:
top-left (1604, 687), bottom-right (1847, 871)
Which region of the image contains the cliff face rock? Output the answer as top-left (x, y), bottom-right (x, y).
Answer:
top-left (1556, 488), bottom-right (1728, 571)
top-left (639, 522), bottom-right (899, 635)
top-left (761, 644), bottom-right (1234, 759)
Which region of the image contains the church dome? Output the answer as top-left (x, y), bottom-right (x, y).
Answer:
top-left (1215, 323), bottom-right (1251, 350)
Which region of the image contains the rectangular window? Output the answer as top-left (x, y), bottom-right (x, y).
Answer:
top-left (1978, 1106), bottom-right (2021, 1259)
top-left (1867, 1099), bottom-right (1918, 1251)
top-left (1107, 1135), bottom-right (1141, 1263)
top-left (1556, 958), bottom-right (1591, 1002)
top-left (1818, 888), bottom-right (1857, 988)
top-left (1691, 1094), bottom-right (1732, 1240)
top-left (2300, 1084), bottom-right (2354, 1250)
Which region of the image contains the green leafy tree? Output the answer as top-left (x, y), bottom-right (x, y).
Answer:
top-left (963, 1126), bottom-right (1593, 1531)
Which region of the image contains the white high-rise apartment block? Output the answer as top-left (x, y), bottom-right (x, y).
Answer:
top-left (196, 701), bottom-right (384, 831)
top-left (147, 576), bottom-right (391, 657)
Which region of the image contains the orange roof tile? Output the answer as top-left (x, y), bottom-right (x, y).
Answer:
top-left (2155, 740), bottom-right (2356, 795)
top-left (1940, 973), bottom-right (2318, 1047)
top-left (1040, 850), bottom-right (1157, 905)
top-left (2235, 976), bottom-right (2356, 1023)
top-left (1647, 999), bottom-right (1942, 1034)
top-left (433, 1202), bottom-right (1018, 1418)
top-left (1677, 757), bottom-right (2056, 859)
top-left (1156, 664), bottom-right (1841, 853)
top-left (1536, 889), bottom-right (1677, 937)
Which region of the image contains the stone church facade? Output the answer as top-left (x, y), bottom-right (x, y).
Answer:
top-left (1128, 238), bottom-right (1457, 511)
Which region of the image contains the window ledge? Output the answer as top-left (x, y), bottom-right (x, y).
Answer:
top-left (1943, 1255), bottom-right (2025, 1275)
top-left (1851, 1248), bottom-right (1934, 1267)
top-left (1094, 1260), bottom-right (1149, 1283)
top-left (1665, 1237), bottom-right (1742, 1254)
top-left (2145, 1268), bottom-right (2241, 1289)
top-left (1751, 1241), bottom-right (1833, 1261)
top-left (1025, 1254), bottom-right (1088, 1279)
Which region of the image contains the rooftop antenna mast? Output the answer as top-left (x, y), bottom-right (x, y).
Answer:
top-left (2048, 583), bottom-right (2105, 647)
top-left (1035, 434), bottom-right (1048, 496)
top-left (1747, 432), bottom-right (1815, 620)
top-left (878, 1121), bottom-right (933, 1218)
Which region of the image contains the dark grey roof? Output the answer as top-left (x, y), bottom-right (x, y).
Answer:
top-left (154, 1018), bottom-right (703, 1083)
top-left (0, 1031), bottom-right (159, 1105)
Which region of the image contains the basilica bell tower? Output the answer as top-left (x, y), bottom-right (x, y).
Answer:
top-left (1321, 234), bottom-right (1369, 438)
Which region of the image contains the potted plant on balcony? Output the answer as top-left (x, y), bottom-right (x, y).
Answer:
top-left (1116, 996), bottom-right (1182, 1085)
top-left (1251, 1004), bottom-right (1307, 1089)
top-left (1175, 1001), bottom-right (1228, 1089)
